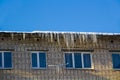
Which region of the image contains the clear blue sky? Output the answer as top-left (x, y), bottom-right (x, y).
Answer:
top-left (0, 0), bottom-right (120, 33)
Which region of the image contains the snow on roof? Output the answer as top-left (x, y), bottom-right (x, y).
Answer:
top-left (0, 31), bottom-right (120, 35)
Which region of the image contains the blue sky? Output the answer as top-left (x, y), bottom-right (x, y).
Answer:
top-left (0, 0), bottom-right (120, 33)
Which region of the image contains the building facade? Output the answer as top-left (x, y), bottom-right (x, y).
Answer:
top-left (0, 31), bottom-right (120, 80)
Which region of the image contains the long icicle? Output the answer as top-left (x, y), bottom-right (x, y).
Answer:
top-left (82, 34), bottom-right (85, 43)
top-left (70, 33), bottom-right (74, 48)
top-left (78, 33), bottom-right (82, 44)
top-left (23, 33), bottom-right (26, 40)
top-left (50, 33), bottom-right (53, 42)
top-left (63, 33), bottom-right (69, 48)
top-left (57, 33), bottom-right (60, 46)
top-left (92, 34), bottom-right (97, 43)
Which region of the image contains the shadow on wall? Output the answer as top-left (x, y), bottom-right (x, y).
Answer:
top-left (0, 69), bottom-right (113, 80)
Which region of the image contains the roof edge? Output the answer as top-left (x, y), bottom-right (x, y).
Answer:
top-left (0, 31), bottom-right (120, 35)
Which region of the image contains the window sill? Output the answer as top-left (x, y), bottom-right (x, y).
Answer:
top-left (112, 68), bottom-right (120, 70)
top-left (32, 67), bottom-right (47, 69)
top-left (65, 68), bottom-right (94, 70)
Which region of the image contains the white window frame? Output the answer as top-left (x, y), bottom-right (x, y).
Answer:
top-left (112, 53), bottom-right (120, 70)
top-left (64, 52), bottom-right (93, 69)
top-left (0, 51), bottom-right (13, 69)
top-left (31, 51), bottom-right (47, 69)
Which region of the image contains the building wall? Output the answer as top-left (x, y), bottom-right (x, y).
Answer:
top-left (0, 33), bottom-right (120, 80)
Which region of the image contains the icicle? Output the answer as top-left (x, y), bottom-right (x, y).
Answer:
top-left (82, 34), bottom-right (85, 42)
top-left (57, 33), bottom-right (60, 46)
top-left (23, 33), bottom-right (26, 40)
top-left (38, 33), bottom-right (41, 37)
top-left (41, 33), bottom-right (44, 39)
top-left (85, 33), bottom-right (88, 42)
top-left (70, 33), bottom-right (74, 47)
top-left (54, 32), bottom-right (57, 39)
top-left (63, 33), bottom-right (69, 48)
top-left (11, 33), bottom-right (14, 40)
top-left (50, 33), bottom-right (53, 42)
top-left (45, 33), bottom-right (48, 38)
top-left (78, 33), bottom-right (82, 44)
top-left (92, 34), bottom-right (97, 43)
top-left (44, 33), bottom-right (48, 41)
top-left (74, 33), bottom-right (77, 40)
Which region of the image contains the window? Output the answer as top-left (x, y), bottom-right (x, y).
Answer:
top-left (112, 54), bottom-right (120, 69)
top-left (0, 52), bottom-right (12, 69)
top-left (32, 52), bottom-right (46, 69)
top-left (65, 52), bottom-right (92, 69)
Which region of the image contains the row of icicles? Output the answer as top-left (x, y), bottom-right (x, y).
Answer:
top-left (10, 32), bottom-right (97, 47)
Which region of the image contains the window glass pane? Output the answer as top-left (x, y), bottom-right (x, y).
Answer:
top-left (32, 53), bottom-right (38, 67)
top-left (65, 53), bottom-right (73, 68)
top-left (0, 53), bottom-right (2, 67)
top-left (39, 53), bottom-right (46, 68)
top-left (83, 54), bottom-right (91, 68)
top-left (74, 53), bottom-right (82, 68)
top-left (112, 54), bottom-right (120, 69)
top-left (4, 52), bottom-right (12, 68)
